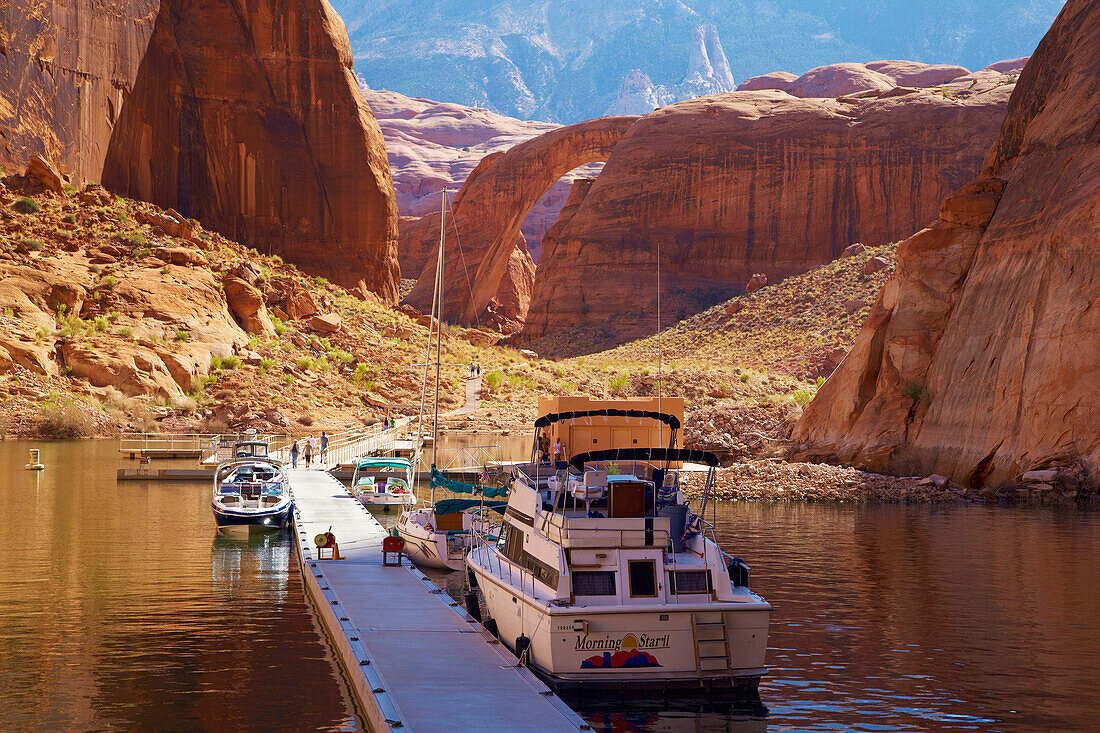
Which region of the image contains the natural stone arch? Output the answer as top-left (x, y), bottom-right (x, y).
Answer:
top-left (404, 115), bottom-right (638, 332)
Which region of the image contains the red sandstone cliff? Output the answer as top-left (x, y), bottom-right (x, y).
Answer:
top-left (792, 0), bottom-right (1100, 488)
top-left (0, 0), bottom-right (399, 300)
top-left (523, 76), bottom-right (1015, 341)
top-left (403, 116), bottom-right (637, 332)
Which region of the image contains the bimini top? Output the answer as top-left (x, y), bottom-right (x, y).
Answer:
top-left (534, 409), bottom-right (681, 431)
top-left (356, 457), bottom-right (412, 470)
top-left (569, 447), bottom-right (719, 472)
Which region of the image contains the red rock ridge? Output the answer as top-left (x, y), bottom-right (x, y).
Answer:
top-left (522, 78), bottom-right (1014, 341)
top-left (792, 0), bottom-right (1100, 487)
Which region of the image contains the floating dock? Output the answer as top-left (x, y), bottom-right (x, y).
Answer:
top-left (286, 468), bottom-right (588, 733)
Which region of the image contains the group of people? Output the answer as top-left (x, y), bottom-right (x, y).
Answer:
top-left (289, 432), bottom-right (328, 468)
top-left (537, 430), bottom-right (567, 464)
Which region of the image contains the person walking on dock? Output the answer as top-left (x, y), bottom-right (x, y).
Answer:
top-left (320, 431), bottom-right (329, 464)
top-left (303, 437), bottom-right (313, 467)
top-left (290, 440), bottom-right (299, 468)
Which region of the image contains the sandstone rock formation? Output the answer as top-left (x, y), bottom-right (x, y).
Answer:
top-left (793, 0), bottom-right (1099, 488)
top-left (404, 116), bottom-right (638, 332)
top-left (362, 88), bottom-right (600, 273)
top-left (524, 75), bottom-right (1015, 341)
top-left (735, 59), bottom-right (1020, 98)
top-left (1, 0), bottom-right (399, 301)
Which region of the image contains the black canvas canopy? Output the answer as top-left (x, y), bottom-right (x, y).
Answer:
top-left (569, 447), bottom-right (718, 472)
top-left (534, 409), bottom-right (681, 431)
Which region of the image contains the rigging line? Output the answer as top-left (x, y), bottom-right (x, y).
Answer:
top-left (448, 206), bottom-right (482, 330)
top-left (657, 226), bottom-right (663, 448)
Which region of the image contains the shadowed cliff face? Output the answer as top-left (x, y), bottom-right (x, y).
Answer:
top-left (101, 0), bottom-right (400, 299)
top-left (793, 0), bottom-right (1100, 488)
top-left (0, 0), bottom-right (399, 301)
top-left (522, 79), bottom-right (1014, 342)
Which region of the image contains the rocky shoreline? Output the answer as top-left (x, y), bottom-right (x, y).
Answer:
top-left (679, 460), bottom-right (1099, 507)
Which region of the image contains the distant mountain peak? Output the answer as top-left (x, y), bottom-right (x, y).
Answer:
top-left (606, 23), bottom-right (736, 116)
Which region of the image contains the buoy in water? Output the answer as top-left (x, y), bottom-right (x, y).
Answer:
top-left (25, 449), bottom-right (44, 471)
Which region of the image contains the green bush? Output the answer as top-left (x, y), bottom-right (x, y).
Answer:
top-left (333, 349), bottom-right (353, 365)
top-left (903, 381), bottom-right (931, 405)
top-left (314, 356), bottom-right (330, 372)
top-left (132, 246), bottom-right (152, 258)
top-left (174, 329), bottom-right (190, 342)
top-left (282, 373), bottom-right (295, 385)
top-left (12, 197), bottom-right (40, 214)
top-left (792, 388), bottom-right (816, 407)
top-left (118, 325), bottom-right (133, 338)
top-left (92, 316), bottom-right (109, 332)
top-left (222, 355), bottom-right (241, 370)
top-left (61, 213), bottom-right (77, 225)
top-left (21, 238), bottom-right (43, 251)
top-left (2, 307), bottom-right (13, 317)
top-left (296, 356), bottom-right (314, 371)
top-left (484, 370), bottom-right (504, 390)
top-left (39, 400), bottom-right (93, 438)
top-left (209, 355), bottom-right (223, 371)
top-left (258, 357), bottom-right (275, 374)
top-left (352, 362), bottom-right (380, 386)
top-left (740, 373), bottom-right (751, 383)
top-left (101, 275), bottom-right (118, 290)
top-left (271, 316), bottom-right (286, 336)
top-left (608, 374), bottom-right (629, 394)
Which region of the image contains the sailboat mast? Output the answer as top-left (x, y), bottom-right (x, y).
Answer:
top-left (430, 189), bottom-right (446, 503)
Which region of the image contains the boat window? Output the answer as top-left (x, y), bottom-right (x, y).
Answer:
top-left (628, 560), bottom-right (657, 597)
top-left (502, 522), bottom-right (525, 564)
top-left (669, 570), bottom-right (711, 594)
top-left (572, 571), bottom-right (616, 596)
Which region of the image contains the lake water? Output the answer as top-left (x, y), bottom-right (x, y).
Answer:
top-left (2, 440), bottom-right (1098, 731)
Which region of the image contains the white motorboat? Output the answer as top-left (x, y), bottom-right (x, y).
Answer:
top-left (466, 408), bottom-right (771, 694)
top-left (396, 497), bottom-right (501, 571)
top-left (350, 457), bottom-right (415, 511)
top-left (211, 453), bottom-right (292, 532)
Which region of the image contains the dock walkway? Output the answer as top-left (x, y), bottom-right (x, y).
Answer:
top-left (286, 468), bottom-right (587, 733)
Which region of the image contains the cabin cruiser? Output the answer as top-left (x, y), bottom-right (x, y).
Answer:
top-left (211, 456), bottom-right (292, 531)
top-left (351, 457), bottom-right (415, 511)
top-left (397, 496), bottom-right (502, 571)
top-left (466, 408), bottom-right (771, 693)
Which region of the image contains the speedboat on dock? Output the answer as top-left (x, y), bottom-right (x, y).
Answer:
top-left (350, 457), bottom-right (416, 511)
top-left (211, 457), bottom-right (292, 531)
top-left (466, 407), bottom-right (771, 694)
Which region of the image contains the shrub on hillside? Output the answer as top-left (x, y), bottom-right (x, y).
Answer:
top-left (12, 197), bottom-right (40, 214)
top-left (39, 401), bottom-right (94, 438)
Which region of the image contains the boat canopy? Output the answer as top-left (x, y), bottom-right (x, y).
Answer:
top-left (356, 457), bottom-right (412, 470)
top-left (569, 447), bottom-right (719, 472)
top-left (429, 465), bottom-right (508, 499)
top-left (534, 408), bottom-right (681, 431)
top-left (434, 498), bottom-right (507, 516)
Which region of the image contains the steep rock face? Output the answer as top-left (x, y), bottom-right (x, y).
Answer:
top-left (100, 0), bottom-right (400, 299)
top-left (0, 0), bottom-right (159, 181)
top-left (404, 116), bottom-right (638, 332)
top-left (793, 0), bottom-right (1100, 487)
top-left (523, 77), bottom-right (1015, 341)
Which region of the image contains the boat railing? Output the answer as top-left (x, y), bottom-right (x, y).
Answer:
top-left (471, 524), bottom-right (544, 601)
top-left (435, 444), bottom-right (502, 472)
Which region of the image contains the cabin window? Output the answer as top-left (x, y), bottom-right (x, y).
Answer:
top-left (628, 560), bottom-right (657, 597)
top-left (572, 571), bottom-right (616, 596)
top-left (501, 522), bottom-right (524, 565)
top-left (669, 570), bottom-right (711, 594)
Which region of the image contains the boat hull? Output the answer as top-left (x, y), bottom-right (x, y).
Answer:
top-left (395, 519), bottom-right (466, 571)
top-left (212, 502), bottom-right (293, 531)
top-left (467, 547), bottom-right (769, 693)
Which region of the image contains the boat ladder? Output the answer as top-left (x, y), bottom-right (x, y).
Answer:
top-left (690, 612), bottom-right (731, 673)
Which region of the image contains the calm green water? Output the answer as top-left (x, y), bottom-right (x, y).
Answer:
top-left (3, 440), bottom-right (1098, 732)
top-left (0, 440), bottom-right (361, 732)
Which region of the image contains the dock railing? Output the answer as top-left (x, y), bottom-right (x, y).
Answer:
top-left (120, 433), bottom-right (221, 455)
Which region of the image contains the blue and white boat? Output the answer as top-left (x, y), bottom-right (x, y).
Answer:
top-left (211, 457), bottom-right (292, 531)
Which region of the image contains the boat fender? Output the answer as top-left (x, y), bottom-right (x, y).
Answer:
top-left (483, 618), bottom-right (498, 637)
top-left (514, 635), bottom-right (531, 665)
top-left (464, 591), bottom-right (482, 622)
top-left (728, 557), bottom-right (750, 588)
top-left (467, 568), bottom-right (479, 589)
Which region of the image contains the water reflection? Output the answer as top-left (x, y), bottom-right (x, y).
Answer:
top-left (0, 440), bottom-right (361, 732)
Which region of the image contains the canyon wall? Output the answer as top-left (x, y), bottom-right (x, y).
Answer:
top-left (1, 1), bottom-right (399, 300)
top-left (792, 0), bottom-right (1100, 488)
top-left (0, 0), bottom-right (159, 182)
top-left (404, 115), bottom-right (637, 332)
top-left (523, 76), bottom-right (1015, 341)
